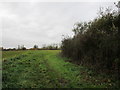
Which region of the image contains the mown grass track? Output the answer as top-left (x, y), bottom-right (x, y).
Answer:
top-left (2, 50), bottom-right (117, 88)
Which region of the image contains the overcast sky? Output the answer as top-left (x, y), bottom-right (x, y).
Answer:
top-left (0, 1), bottom-right (118, 48)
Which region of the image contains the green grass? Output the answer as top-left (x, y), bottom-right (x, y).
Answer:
top-left (2, 50), bottom-right (117, 88)
top-left (2, 51), bottom-right (27, 59)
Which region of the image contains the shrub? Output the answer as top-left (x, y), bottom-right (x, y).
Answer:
top-left (61, 8), bottom-right (120, 77)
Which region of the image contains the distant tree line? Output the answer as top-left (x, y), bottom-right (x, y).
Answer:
top-left (1, 45), bottom-right (27, 51)
top-left (61, 5), bottom-right (120, 79)
top-left (1, 44), bottom-right (60, 51)
top-left (41, 44), bottom-right (60, 50)
top-left (18, 45), bottom-right (26, 50)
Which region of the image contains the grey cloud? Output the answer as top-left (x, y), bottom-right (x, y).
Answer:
top-left (1, 2), bottom-right (117, 48)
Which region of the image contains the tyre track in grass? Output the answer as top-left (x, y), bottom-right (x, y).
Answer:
top-left (40, 50), bottom-right (114, 88)
top-left (3, 50), bottom-right (115, 88)
top-left (3, 50), bottom-right (70, 88)
top-left (42, 50), bottom-right (84, 88)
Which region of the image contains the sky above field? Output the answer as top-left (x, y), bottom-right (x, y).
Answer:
top-left (0, 0), bottom-right (118, 48)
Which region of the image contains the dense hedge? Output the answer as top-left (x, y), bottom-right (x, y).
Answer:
top-left (61, 9), bottom-right (120, 77)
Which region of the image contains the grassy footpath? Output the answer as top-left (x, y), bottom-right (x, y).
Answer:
top-left (2, 50), bottom-right (117, 88)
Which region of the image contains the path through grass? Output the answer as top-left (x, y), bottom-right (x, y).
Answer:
top-left (2, 50), bottom-right (117, 88)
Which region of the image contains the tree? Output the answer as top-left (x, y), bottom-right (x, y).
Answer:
top-left (33, 45), bottom-right (38, 49)
top-left (21, 45), bottom-right (26, 50)
top-left (18, 45), bottom-right (21, 50)
top-left (72, 22), bottom-right (88, 35)
top-left (61, 5), bottom-right (120, 78)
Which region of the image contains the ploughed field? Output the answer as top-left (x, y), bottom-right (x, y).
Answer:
top-left (2, 50), bottom-right (117, 88)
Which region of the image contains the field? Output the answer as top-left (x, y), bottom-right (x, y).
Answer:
top-left (2, 50), bottom-right (117, 88)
